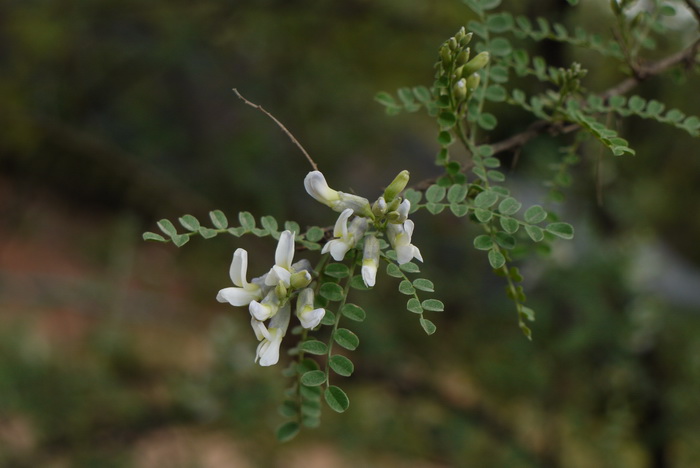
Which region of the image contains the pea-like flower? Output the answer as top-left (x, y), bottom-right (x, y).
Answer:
top-left (295, 288), bottom-right (325, 329)
top-left (322, 208), bottom-right (368, 261)
top-left (216, 248), bottom-right (264, 307)
top-left (251, 303), bottom-right (290, 367)
top-left (264, 230), bottom-right (296, 288)
top-left (304, 171), bottom-right (373, 218)
top-left (361, 235), bottom-right (380, 288)
top-left (387, 219), bottom-right (423, 265)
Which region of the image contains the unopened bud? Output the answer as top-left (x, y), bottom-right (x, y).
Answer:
top-left (459, 32), bottom-right (473, 47)
top-left (448, 37), bottom-right (458, 51)
top-left (372, 197), bottom-right (388, 217)
top-left (275, 282), bottom-right (288, 299)
top-left (456, 48), bottom-right (470, 66)
top-left (383, 170), bottom-right (410, 202)
top-left (462, 51), bottom-right (490, 76)
top-left (453, 78), bottom-right (467, 101)
top-left (439, 45), bottom-right (452, 66)
top-left (466, 72), bottom-right (481, 91)
top-left (290, 270), bottom-right (312, 289)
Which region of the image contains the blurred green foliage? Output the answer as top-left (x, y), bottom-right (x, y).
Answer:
top-left (1, 0), bottom-right (699, 467)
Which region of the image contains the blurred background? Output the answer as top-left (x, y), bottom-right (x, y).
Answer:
top-left (1, 0), bottom-right (699, 467)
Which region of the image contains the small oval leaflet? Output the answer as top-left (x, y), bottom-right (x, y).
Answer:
top-left (319, 282), bottom-right (344, 302)
top-left (324, 386), bottom-right (350, 413)
top-left (300, 370), bottom-right (327, 387)
top-left (300, 340), bottom-right (328, 355)
top-left (421, 299), bottom-right (445, 312)
top-left (276, 421), bottom-right (300, 443)
top-left (334, 328), bottom-right (359, 351)
top-left (329, 355), bottom-right (354, 377)
top-left (341, 303), bottom-right (366, 322)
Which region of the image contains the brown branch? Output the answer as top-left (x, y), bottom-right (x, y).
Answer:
top-left (684, 0), bottom-right (700, 25)
top-left (232, 88), bottom-right (319, 171)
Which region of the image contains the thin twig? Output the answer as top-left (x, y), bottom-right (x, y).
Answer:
top-left (232, 88), bottom-right (319, 171)
top-left (684, 0), bottom-right (700, 25)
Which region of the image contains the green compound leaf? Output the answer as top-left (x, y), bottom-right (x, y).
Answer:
top-left (276, 421), bottom-right (300, 443)
top-left (495, 232), bottom-right (516, 249)
top-left (172, 234), bottom-right (190, 247)
top-left (399, 262), bottom-right (421, 273)
top-left (399, 280), bottom-right (416, 295)
top-left (488, 249), bottom-right (506, 269)
top-left (143, 232), bottom-right (166, 242)
top-left (407, 298), bottom-right (423, 314)
top-left (209, 210), bottom-right (229, 229)
top-left (157, 219), bottom-right (177, 237)
top-left (260, 215), bottom-right (278, 233)
top-left (300, 340), bottom-right (328, 355)
top-left (450, 204), bottom-right (470, 217)
top-left (278, 400), bottom-right (298, 417)
top-left (447, 184), bottom-right (468, 204)
top-left (478, 113), bottom-right (498, 130)
top-left (341, 303), bottom-right (366, 322)
top-left (238, 211), bottom-right (256, 230)
top-left (334, 328), bottom-right (359, 351)
top-left (422, 299), bottom-right (445, 312)
top-left (545, 222), bottom-right (575, 239)
top-left (426, 202), bottom-right (445, 215)
top-left (525, 225), bottom-right (545, 242)
top-left (386, 263), bottom-right (403, 278)
top-left (499, 216), bottom-right (520, 234)
top-left (489, 37), bottom-right (512, 56)
top-left (301, 400), bottom-right (322, 418)
top-left (420, 317), bottom-right (437, 335)
top-left (320, 310), bottom-right (336, 326)
top-left (438, 130), bottom-right (454, 146)
top-left (474, 235), bottom-right (494, 250)
top-left (297, 358), bottom-right (320, 374)
top-left (524, 205), bottom-right (547, 224)
top-left (438, 111), bottom-right (457, 129)
top-left (485, 84), bottom-right (508, 102)
top-left (300, 370), bottom-right (327, 386)
top-left (325, 263), bottom-right (350, 279)
top-left (324, 386), bottom-right (350, 413)
top-left (285, 221), bottom-right (301, 235)
top-left (426, 185), bottom-right (447, 203)
top-left (404, 189), bottom-right (422, 208)
top-left (228, 227), bottom-right (245, 237)
top-left (413, 278), bottom-right (435, 292)
top-left (413, 86), bottom-right (432, 102)
top-left (305, 226), bottom-right (324, 242)
top-left (178, 215), bottom-right (200, 232)
top-left (319, 282), bottom-right (344, 302)
top-left (474, 190), bottom-right (499, 209)
top-left (198, 227), bottom-right (218, 239)
top-left (329, 355), bottom-right (354, 377)
top-left (474, 208), bottom-right (493, 223)
top-left (498, 197), bottom-right (522, 215)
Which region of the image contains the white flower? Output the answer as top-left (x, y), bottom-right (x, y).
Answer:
top-left (322, 208), bottom-right (368, 261)
top-left (304, 171), bottom-right (373, 217)
top-left (249, 289), bottom-right (280, 321)
top-left (361, 235), bottom-right (380, 288)
top-left (251, 303), bottom-right (291, 367)
top-left (388, 199), bottom-right (411, 224)
top-left (295, 288), bottom-right (325, 329)
top-left (216, 249), bottom-right (263, 306)
top-left (387, 219), bottom-right (423, 265)
top-left (264, 230), bottom-right (296, 288)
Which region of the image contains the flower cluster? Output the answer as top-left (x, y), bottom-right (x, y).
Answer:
top-left (217, 169), bottom-right (422, 367)
top-left (304, 170), bottom-right (423, 287)
top-left (216, 230), bottom-right (324, 366)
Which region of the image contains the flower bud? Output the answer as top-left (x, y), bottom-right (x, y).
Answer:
top-left (439, 45), bottom-right (452, 65)
top-left (456, 48), bottom-right (470, 66)
top-left (290, 270), bottom-right (312, 289)
top-left (383, 170), bottom-right (410, 202)
top-left (462, 51), bottom-right (490, 76)
top-left (372, 196), bottom-right (388, 217)
top-left (361, 235), bottom-right (380, 288)
top-left (453, 78), bottom-right (467, 101)
top-left (296, 288), bottom-right (325, 329)
top-left (466, 72), bottom-right (481, 92)
top-left (448, 37), bottom-right (458, 51)
top-left (459, 32), bottom-right (473, 48)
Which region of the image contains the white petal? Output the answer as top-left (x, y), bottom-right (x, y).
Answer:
top-left (265, 264), bottom-right (292, 287)
top-left (275, 230), bottom-right (295, 270)
top-left (412, 245), bottom-right (424, 263)
top-left (269, 303), bottom-right (291, 334)
top-left (304, 171), bottom-right (339, 206)
top-left (250, 317), bottom-right (271, 341)
top-left (229, 249), bottom-right (248, 287)
top-left (333, 209), bottom-right (353, 238)
top-left (216, 287), bottom-right (260, 306)
top-left (329, 240), bottom-right (351, 261)
top-left (250, 300), bottom-right (276, 321)
top-left (348, 216), bottom-right (368, 239)
top-left (291, 258), bottom-right (312, 274)
top-left (299, 307), bottom-right (325, 329)
top-left (403, 219), bottom-right (415, 239)
top-left (362, 264), bottom-right (377, 288)
top-left (256, 333), bottom-right (282, 366)
top-left (396, 245), bottom-right (414, 265)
